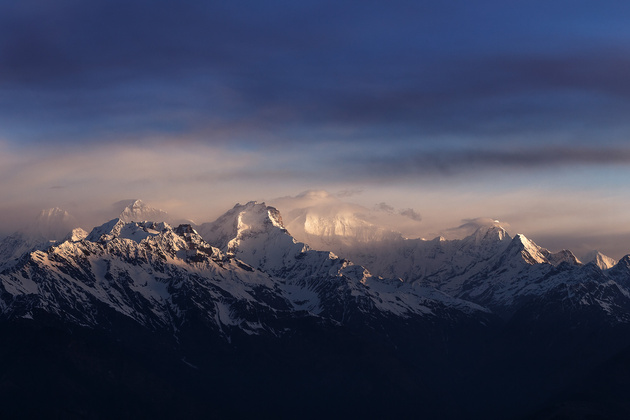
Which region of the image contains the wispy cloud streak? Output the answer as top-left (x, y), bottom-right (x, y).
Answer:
top-left (348, 147), bottom-right (630, 180)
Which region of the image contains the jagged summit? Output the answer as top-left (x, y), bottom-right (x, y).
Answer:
top-left (502, 233), bottom-right (581, 267)
top-left (86, 218), bottom-right (124, 242)
top-left (509, 233), bottom-right (549, 265)
top-left (87, 218), bottom-right (173, 244)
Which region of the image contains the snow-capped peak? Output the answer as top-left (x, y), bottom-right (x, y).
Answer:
top-left (583, 250), bottom-right (617, 270)
top-left (86, 218), bottom-right (124, 242)
top-left (236, 201), bottom-right (286, 231)
top-left (87, 218), bottom-right (171, 244)
top-left (198, 202), bottom-right (321, 275)
top-left (26, 207), bottom-right (77, 240)
top-left (545, 249), bottom-right (581, 266)
top-left (198, 202), bottom-right (290, 252)
top-left (508, 234), bottom-right (549, 265)
top-left (37, 207), bottom-right (69, 220)
top-left (465, 225), bottom-right (511, 246)
top-left (63, 227), bottom-right (89, 243)
top-left (118, 199), bottom-right (169, 223)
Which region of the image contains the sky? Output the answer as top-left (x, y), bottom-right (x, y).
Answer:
top-left (2, 0), bottom-right (630, 258)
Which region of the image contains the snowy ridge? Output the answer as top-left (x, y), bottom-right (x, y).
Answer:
top-left (1, 200), bottom-right (630, 338)
top-left (298, 220), bottom-right (630, 318)
top-left (200, 202), bottom-right (486, 320)
top-left (0, 206), bottom-right (489, 339)
top-left (0, 219), bottom-right (289, 335)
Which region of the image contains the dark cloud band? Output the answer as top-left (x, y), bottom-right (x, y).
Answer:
top-left (348, 147), bottom-right (630, 180)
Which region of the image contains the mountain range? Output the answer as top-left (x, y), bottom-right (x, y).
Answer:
top-left (1, 199), bottom-right (629, 419)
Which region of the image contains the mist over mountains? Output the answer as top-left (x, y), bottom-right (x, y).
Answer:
top-left (1, 197), bottom-right (630, 418)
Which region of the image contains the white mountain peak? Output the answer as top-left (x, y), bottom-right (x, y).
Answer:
top-left (545, 249), bottom-right (581, 266)
top-left (198, 201), bottom-right (294, 258)
top-left (118, 199), bottom-right (169, 223)
top-left (466, 224), bottom-right (511, 246)
top-left (64, 227), bottom-right (88, 243)
top-left (198, 202), bottom-right (375, 290)
top-left (510, 234), bottom-right (548, 264)
top-left (86, 218), bottom-right (125, 242)
top-left (87, 218), bottom-right (174, 244)
top-left (0, 207), bottom-right (78, 267)
top-left (583, 250), bottom-right (617, 270)
top-left (37, 207), bottom-right (69, 220)
top-left (26, 207), bottom-right (77, 241)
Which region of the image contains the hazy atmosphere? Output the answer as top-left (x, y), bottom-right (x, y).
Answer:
top-left (2, 0), bottom-right (630, 258)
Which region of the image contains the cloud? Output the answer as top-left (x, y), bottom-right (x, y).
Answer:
top-left (374, 202), bottom-right (395, 213)
top-left (374, 202), bottom-right (421, 222)
top-left (399, 208), bottom-right (422, 222)
top-left (344, 146), bottom-right (630, 181)
top-left (2, 1), bottom-right (630, 148)
top-left (269, 191), bottom-right (427, 244)
top-left (442, 217), bottom-right (510, 239)
top-left (272, 190), bottom-right (338, 210)
top-left (335, 189), bottom-right (363, 198)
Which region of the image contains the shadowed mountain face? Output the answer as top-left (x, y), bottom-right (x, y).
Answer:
top-left (1, 201), bottom-right (630, 418)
